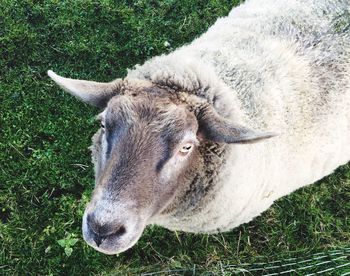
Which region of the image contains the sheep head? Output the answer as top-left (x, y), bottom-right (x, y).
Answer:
top-left (48, 71), bottom-right (275, 254)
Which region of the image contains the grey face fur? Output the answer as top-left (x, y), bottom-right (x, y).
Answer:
top-left (48, 71), bottom-right (274, 254)
top-left (84, 93), bottom-right (200, 254)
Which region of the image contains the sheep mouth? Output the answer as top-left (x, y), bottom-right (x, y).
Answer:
top-left (83, 233), bottom-right (141, 255)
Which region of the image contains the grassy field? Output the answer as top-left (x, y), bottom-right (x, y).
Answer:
top-left (1, 0), bottom-right (350, 275)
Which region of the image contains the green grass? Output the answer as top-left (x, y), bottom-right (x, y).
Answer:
top-left (0, 0), bottom-right (349, 275)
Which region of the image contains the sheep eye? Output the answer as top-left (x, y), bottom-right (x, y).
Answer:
top-left (179, 143), bottom-right (192, 154)
top-left (100, 122), bottom-right (105, 129)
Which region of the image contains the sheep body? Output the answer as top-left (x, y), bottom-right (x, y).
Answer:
top-left (127, 0), bottom-right (350, 232)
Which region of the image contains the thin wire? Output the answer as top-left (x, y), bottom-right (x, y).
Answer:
top-left (242, 254), bottom-right (348, 272)
top-left (138, 248), bottom-right (350, 275)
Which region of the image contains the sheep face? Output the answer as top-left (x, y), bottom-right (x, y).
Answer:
top-left (84, 93), bottom-right (200, 254)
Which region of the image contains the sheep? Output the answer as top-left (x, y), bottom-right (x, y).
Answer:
top-left (48, 0), bottom-right (350, 255)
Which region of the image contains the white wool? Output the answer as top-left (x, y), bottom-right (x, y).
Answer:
top-left (128, 0), bottom-right (350, 232)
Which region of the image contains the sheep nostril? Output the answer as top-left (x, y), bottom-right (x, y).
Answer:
top-left (86, 213), bottom-right (99, 235)
top-left (115, 225), bottom-right (126, 236)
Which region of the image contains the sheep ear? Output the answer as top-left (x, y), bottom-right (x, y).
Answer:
top-left (196, 105), bottom-right (276, 144)
top-left (48, 70), bottom-right (122, 108)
